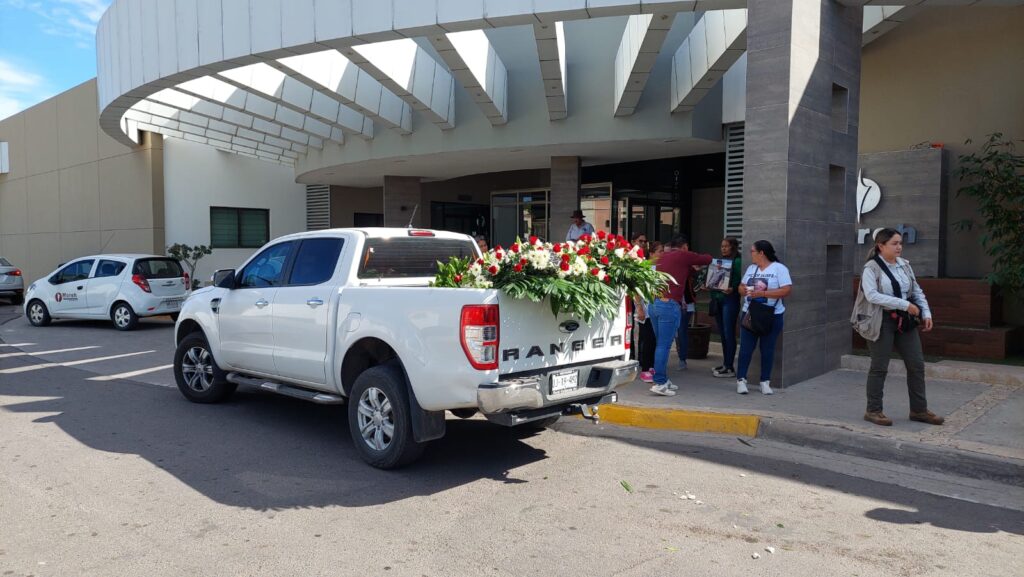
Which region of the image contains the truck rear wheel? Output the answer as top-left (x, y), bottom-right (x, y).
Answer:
top-left (348, 363), bottom-right (425, 469)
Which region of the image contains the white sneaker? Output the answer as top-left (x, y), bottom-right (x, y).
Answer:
top-left (668, 382), bottom-right (679, 391)
top-left (736, 378), bottom-right (748, 395)
top-left (760, 380), bottom-right (774, 395)
top-left (650, 383), bottom-right (677, 396)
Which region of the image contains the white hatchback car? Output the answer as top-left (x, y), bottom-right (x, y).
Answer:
top-left (24, 254), bottom-right (190, 330)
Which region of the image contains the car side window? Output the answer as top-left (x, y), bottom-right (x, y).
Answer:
top-left (239, 242), bottom-right (294, 288)
top-left (95, 260), bottom-right (127, 278)
top-left (287, 238), bottom-right (344, 286)
top-left (50, 260), bottom-right (95, 285)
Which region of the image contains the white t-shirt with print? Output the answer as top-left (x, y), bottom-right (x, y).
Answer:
top-left (741, 262), bottom-right (792, 314)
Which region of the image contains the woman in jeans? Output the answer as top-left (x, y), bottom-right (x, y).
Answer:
top-left (710, 237), bottom-right (741, 379)
top-left (859, 228), bottom-right (943, 426)
top-left (736, 240), bottom-right (792, 395)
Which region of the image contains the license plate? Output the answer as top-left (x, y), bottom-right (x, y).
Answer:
top-left (164, 299), bottom-right (183, 309)
top-left (550, 370), bottom-right (579, 394)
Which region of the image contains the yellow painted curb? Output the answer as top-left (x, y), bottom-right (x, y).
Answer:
top-left (597, 404), bottom-right (760, 437)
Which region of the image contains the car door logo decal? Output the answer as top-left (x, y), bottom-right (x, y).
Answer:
top-left (55, 292), bottom-right (78, 303)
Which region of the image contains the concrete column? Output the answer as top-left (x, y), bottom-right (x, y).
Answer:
top-left (742, 0), bottom-right (862, 386)
top-left (550, 156), bottom-right (581, 243)
top-left (382, 176), bottom-right (423, 228)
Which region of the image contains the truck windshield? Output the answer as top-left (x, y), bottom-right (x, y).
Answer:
top-left (358, 237), bottom-right (477, 279)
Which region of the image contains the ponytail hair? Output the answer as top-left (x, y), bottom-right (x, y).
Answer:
top-left (752, 240), bottom-right (779, 263)
top-left (866, 228), bottom-right (900, 261)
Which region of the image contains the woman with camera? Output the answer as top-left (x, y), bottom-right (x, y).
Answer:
top-left (856, 228), bottom-right (943, 426)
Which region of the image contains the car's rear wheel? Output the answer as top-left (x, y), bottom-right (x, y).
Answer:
top-left (111, 302), bottom-right (139, 331)
top-left (26, 300), bottom-right (51, 327)
top-left (173, 332), bottom-right (236, 403)
top-left (348, 363), bottom-right (425, 469)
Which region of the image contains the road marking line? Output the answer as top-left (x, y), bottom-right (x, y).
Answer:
top-left (87, 364), bottom-right (174, 382)
top-left (0, 346), bottom-right (101, 359)
top-left (0, 351), bottom-right (156, 374)
top-left (0, 343), bottom-right (36, 347)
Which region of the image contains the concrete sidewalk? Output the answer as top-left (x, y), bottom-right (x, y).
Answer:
top-left (602, 343), bottom-right (1024, 485)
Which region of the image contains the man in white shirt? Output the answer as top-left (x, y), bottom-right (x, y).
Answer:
top-left (566, 210), bottom-right (596, 242)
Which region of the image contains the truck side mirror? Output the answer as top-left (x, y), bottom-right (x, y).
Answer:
top-left (213, 269), bottom-right (236, 289)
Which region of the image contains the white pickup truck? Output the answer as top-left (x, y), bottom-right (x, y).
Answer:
top-left (172, 228), bottom-right (637, 468)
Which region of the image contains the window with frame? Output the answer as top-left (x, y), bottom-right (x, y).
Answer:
top-left (95, 260), bottom-right (127, 278)
top-left (210, 207), bottom-right (270, 249)
top-left (50, 260), bottom-right (94, 285)
top-left (288, 238), bottom-right (344, 286)
top-left (239, 242), bottom-right (294, 288)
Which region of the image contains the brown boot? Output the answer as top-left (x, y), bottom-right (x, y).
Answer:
top-left (909, 410), bottom-right (944, 425)
top-left (864, 411), bottom-right (893, 426)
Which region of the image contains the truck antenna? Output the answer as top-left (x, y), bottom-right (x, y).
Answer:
top-left (406, 204), bottom-right (419, 228)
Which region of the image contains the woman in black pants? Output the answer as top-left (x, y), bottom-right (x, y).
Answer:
top-left (858, 228), bottom-right (943, 426)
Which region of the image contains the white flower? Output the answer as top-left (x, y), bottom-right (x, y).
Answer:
top-left (528, 251), bottom-right (549, 270)
top-left (614, 248), bottom-right (625, 258)
top-left (597, 270), bottom-right (607, 281)
top-left (571, 259), bottom-right (587, 276)
top-left (468, 263), bottom-right (482, 276)
top-left (598, 248), bottom-right (606, 256)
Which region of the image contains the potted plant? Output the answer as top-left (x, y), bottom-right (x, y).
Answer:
top-left (167, 243), bottom-right (212, 290)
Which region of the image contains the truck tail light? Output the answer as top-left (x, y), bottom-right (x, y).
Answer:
top-left (460, 304), bottom-right (499, 370)
top-left (624, 298), bottom-right (632, 351)
top-left (5, 269), bottom-right (21, 276)
top-left (132, 274), bottom-right (152, 293)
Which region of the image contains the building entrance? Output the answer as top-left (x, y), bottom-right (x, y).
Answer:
top-left (490, 190), bottom-right (549, 247)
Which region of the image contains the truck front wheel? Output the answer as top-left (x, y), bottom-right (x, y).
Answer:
top-left (174, 332), bottom-right (236, 403)
top-left (348, 363), bottom-right (425, 469)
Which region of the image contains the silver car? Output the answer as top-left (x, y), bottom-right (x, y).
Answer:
top-left (0, 257), bottom-right (24, 305)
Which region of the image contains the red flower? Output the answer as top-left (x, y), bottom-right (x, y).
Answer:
top-left (454, 274), bottom-right (462, 283)
top-left (520, 258), bottom-right (528, 265)
top-left (495, 251), bottom-right (504, 261)
top-left (488, 265), bottom-right (498, 275)
top-left (617, 235), bottom-right (626, 244)
top-left (514, 263), bottom-right (523, 272)
top-left (476, 258), bottom-right (484, 265)
top-left (596, 230), bottom-right (607, 240)
top-left (553, 243), bottom-right (562, 253)
top-left (590, 268), bottom-right (600, 276)
top-left (560, 262), bottom-right (570, 272)
top-left (578, 246), bottom-right (591, 255)
top-left (579, 234), bottom-right (591, 243)
top-left (529, 235), bottom-right (538, 245)
top-left (561, 253), bottom-right (571, 262)
top-left (637, 248), bottom-right (645, 259)
top-left (603, 276), bottom-right (612, 284)
top-left (606, 240), bottom-right (616, 250)
top-left (600, 256), bottom-right (609, 265)
top-left (510, 243), bottom-right (520, 253)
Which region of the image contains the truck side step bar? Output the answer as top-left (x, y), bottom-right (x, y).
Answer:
top-left (226, 373), bottom-right (345, 405)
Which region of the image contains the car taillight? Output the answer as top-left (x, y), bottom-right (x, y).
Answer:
top-left (183, 272), bottom-right (190, 288)
top-left (132, 274), bottom-right (152, 293)
top-left (460, 304), bottom-right (499, 370)
top-left (624, 298), bottom-right (632, 351)
top-left (5, 269), bottom-right (22, 276)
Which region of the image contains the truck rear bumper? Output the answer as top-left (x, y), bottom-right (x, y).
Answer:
top-left (477, 359), bottom-right (638, 415)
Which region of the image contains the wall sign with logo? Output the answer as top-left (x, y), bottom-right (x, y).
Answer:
top-left (855, 170), bottom-right (918, 245)
top-left (855, 149), bottom-right (946, 277)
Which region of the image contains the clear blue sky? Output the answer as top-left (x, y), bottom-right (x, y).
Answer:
top-left (0, 0), bottom-right (111, 120)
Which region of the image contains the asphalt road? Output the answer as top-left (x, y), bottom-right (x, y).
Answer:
top-left (2, 302), bottom-right (1023, 577)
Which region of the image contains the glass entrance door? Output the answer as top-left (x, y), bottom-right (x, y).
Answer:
top-left (617, 193), bottom-right (681, 244)
top-left (491, 190), bottom-right (549, 247)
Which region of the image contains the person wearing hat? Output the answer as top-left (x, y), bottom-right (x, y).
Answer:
top-left (567, 209), bottom-right (596, 242)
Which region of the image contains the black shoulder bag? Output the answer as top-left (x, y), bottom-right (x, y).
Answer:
top-left (740, 266), bottom-right (775, 336)
top-left (872, 256), bottom-right (918, 334)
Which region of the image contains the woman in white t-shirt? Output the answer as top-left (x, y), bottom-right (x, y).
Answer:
top-left (735, 240), bottom-right (792, 395)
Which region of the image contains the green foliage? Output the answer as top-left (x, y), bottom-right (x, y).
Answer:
top-left (432, 233), bottom-right (670, 323)
top-left (955, 133), bottom-right (1024, 295)
top-left (167, 243), bottom-right (213, 289)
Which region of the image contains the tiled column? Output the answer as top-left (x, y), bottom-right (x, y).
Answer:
top-left (550, 156), bottom-right (581, 243)
top-left (382, 176), bottom-right (423, 228)
top-left (743, 0), bottom-right (862, 386)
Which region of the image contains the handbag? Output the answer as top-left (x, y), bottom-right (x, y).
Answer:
top-left (741, 301), bottom-right (775, 336)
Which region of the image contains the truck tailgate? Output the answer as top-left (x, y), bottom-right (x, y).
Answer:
top-left (497, 294), bottom-right (628, 376)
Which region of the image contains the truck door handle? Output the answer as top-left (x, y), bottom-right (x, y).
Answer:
top-left (77, 285), bottom-right (84, 290)
top-left (306, 298), bottom-right (324, 308)
top-left (254, 299), bottom-right (269, 308)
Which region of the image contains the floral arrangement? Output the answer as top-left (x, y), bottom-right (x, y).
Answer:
top-left (432, 231), bottom-right (671, 322)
